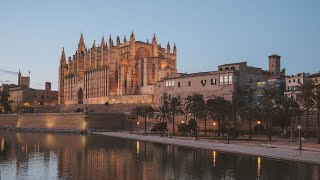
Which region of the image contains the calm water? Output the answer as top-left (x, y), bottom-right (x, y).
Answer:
top-left (0, 131), bottom-right (319, 180)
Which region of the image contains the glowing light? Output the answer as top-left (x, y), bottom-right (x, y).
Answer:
top-left (136, 141), bottom-right (140, 155)
top-left (213, 122), bottom-right (216, 126)
top-left (181, 121), bottom-right (184, 124)
top-left (257, 157), bottom-right (261, 178)
top-left (257, 121), bottom-right (261, 125)
top-left (212, 151), bottom-right (216, 167)
top-left (1, 138), bottom-right (4, 152)
top-left (137, 122), bottom-right (140, 125)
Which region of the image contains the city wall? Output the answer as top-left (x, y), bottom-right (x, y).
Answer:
top-left (0, 113), bottom-right (128, 131)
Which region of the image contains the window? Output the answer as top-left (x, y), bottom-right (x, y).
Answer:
top-left (178, 82), bottom-right (180, 87)
top-left (188, 81), bottom-right (191, 87)
top-left (224, 75), bottom-right (228, 84)
top-left (293, 79), bottom-right (295, 82)
top-left (211, 79), bottom-right (216, 85)
top-left (225, 67), bottom-right (229, 70)
top-left (165, 81), bottom-right (169, 87)
top-left (289, 80), bottom-right (291, 83)
top-left (298, 79), bottom-right (300, 82)
top-left (201, 80), bottom-right (206, 86)
top-left (228, 75), bottom-right (233, 84)
top-left (165, 80), bottom-right (175, 87)
top-left (219, 68), bottom-right (222, 71)
top-left (220, 75), bottom-right (224, 85)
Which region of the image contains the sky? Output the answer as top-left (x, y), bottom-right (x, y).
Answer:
top-left (1, 0), bottom-right (320, 90)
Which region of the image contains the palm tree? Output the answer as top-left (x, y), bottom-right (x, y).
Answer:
top-left (230, 93), bottom-right (243, 130)
top-left (260, 87), bottom-right (276, 141)
top-left (156, 103), bottom-right (171, 123)
top-left (297, 80), bottom-right (316, 139)
top-left (243, 88), bottom-right (259, 140)
top-left (314, 85), bottom-right (320, 143)
top-left (185, 93), bottom-right (205, 140)
top-left (290, 98), bottom-right (302, 142)
top-left (206, 96), bottom-right (230, 137)
top-left (131, 106), bottom-right (143, 133)
top-left (169, 96), bottom-right (184, 134)
top-left (199, 103), bottom-right (210, 136)
top-left (140, 105), bottom-right (154, 135)
top-left (277, 96), bottom-right (297, 136)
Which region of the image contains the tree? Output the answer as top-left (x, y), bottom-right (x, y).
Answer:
top-left (243, 89), bottom-right (260, 140)
top-left (297, 80), bottom-right (316, 139)
top-left (314, 85), bottom-right (320, 143)
top-left (276, 96), bottom-right (297, 137)
top-left (206, 96), bottom-right (230, 137)
top-left (156, 104), bottom-right (171, 123)
top-left (230, 93), bottom-right (243, 131)
top-left (185, 93), bottom-right (205, 140)
top-left (169, 96), bottom-right (184, 134)
top-left (131, 106), bottom-right (143, 133)
top-left (0, 89), bottom-right (13, 114)
top-left (260, 87), bottom-right (276, 141)
top-left (199, 103), bottom-right (210, 136)
top-left (140, 105), bottom-right (154, 135)
top-left (290, 98), bottom-right (302, 142)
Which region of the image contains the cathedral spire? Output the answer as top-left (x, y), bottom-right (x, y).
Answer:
top-left (123, 35), bottom-right (127, 43)
top-left (109, 35), bottom-right (113, 47)
top-left (146, 38), bottom-right (149, 44)
top-left (100, 35), bottom-right (105, 49)
top-left (130, 31), bottom-right (135, 42)
top-left (166, 41), bottom-right (171, 53)
top-left (78, 33), bottom-right (86, 52)
top-left (173, 43), bottom-right (177, 55)
top-left (116, 35), bottom-right (121, 46)
top-left (60, 47), bottom-right (66, 65)
top-left (152, 33), bottom-right (157, 44)
top-left (92, 40), bottom-right (96, 49)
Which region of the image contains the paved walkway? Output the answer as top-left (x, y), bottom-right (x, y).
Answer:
top-left (94, 132), bottom-right (320, 165)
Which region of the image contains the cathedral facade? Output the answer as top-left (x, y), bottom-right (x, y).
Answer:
top-left (58, 32), bottom-right (177, 105)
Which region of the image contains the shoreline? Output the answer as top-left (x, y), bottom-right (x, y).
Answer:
top-left (94, 131), bottom-right (320, 165)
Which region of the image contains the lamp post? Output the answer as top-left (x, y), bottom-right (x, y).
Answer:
top-left (213, 122), bottom-right (216, 136)
top-left (137, 121), bottom-right (140, 135)
top-left (257, 121), bottom-right (261, 137)
top-left (298, 125), bottom-right (302, 153)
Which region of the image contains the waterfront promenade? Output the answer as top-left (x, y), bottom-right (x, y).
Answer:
top-left (95, 131), bottom-right (320, 165)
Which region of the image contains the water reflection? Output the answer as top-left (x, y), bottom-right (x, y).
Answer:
top-left (0, 131), bottom-right (319, 180)
top-left (257, 157), bottom-right (261, 179)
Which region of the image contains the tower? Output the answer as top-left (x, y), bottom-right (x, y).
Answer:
top-left (58, 47), bottom-right (67, 104)
top-left (18, 69), bottom-right (21, 86)
top-left (268, 54), bottom-right (281, 76)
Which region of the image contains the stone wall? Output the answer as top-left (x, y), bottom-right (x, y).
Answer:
top-left (0, 113), bottom-right (128, 131)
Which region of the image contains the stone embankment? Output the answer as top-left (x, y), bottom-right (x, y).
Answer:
top-left (95, 132), bottom-right (320, 165)
top-left (0, 126), bottom-right (112, 134)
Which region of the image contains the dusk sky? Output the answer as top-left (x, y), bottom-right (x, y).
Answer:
top-left (1, 0), bottom-right (320, 90)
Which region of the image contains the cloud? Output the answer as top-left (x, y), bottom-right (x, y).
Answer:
top-left (0, 69), bottom-right (18, 75)
top-left (0, 80), bottom-right (11, 83)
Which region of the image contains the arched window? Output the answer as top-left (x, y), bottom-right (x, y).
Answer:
top-left (230, 66), bottom-right (235, 70)
top-left (219, 68), bottom-right (223, 71)
top-left (225, 67), bottom-right (229, 70)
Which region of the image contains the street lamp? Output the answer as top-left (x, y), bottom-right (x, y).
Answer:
top-left (257, 121), bottom-right (261, 137)
top-left (213, 122), bottom-right (216, 136)
top-left (181, 121), bottom-right (185, 124)
top-left (298, 125), bottom-right (302, 153)
top-left (137, 121), bottom-right (140, 135)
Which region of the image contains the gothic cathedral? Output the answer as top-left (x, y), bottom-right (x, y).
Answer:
top-left (58, 32), bottom-right (177, 105)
